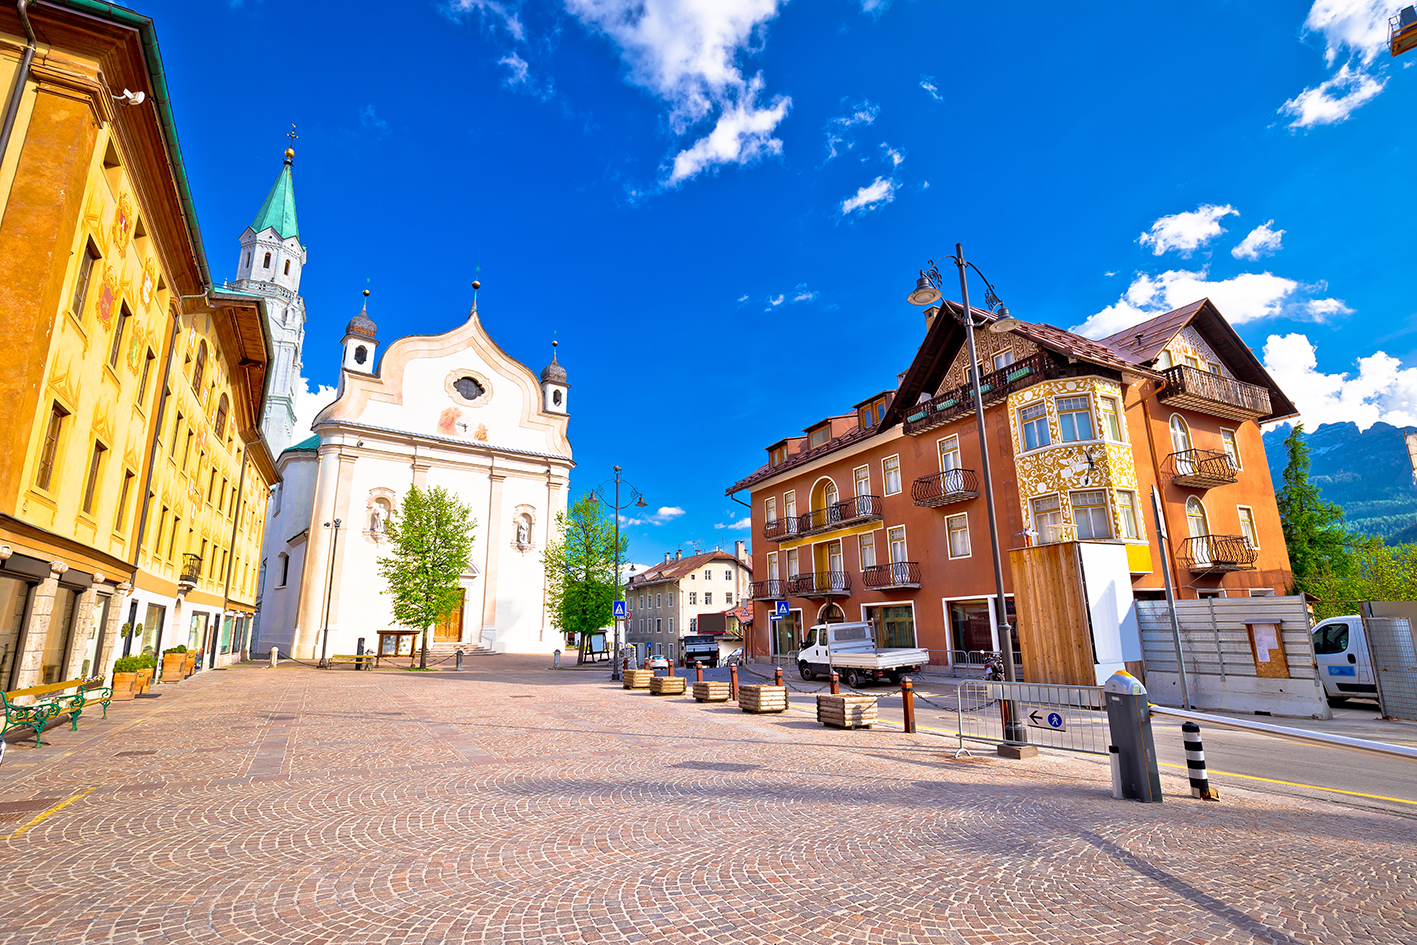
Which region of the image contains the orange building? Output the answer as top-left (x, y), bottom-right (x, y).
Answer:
top-left (726, 299), bottom-right (1296, 675)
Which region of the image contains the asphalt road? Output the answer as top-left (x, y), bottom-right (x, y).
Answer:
top-left (682, 662), bottom-right (1417, 816)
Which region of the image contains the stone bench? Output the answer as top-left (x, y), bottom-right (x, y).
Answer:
top-left (649, 675), bottom-right (686, 696)
top-left (816, 693), bottom-right (877, 729)
top-left (693, 680), bottom-right (731, 703)
top-left (622, 669), bottom-right (655, 690)
top-left (739, 684), bottom-right (788, 714)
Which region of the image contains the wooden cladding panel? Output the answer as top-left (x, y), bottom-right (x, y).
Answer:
top-left (1009, 543), bottom-right (1096, 687)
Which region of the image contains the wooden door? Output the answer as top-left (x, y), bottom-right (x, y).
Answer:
top-left (435, 589), bottom-right (466, 642)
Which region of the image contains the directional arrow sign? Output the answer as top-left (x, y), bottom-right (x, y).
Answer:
top-left (1025, 707), bottom-right (1066, 731)
top-left (613, 600), bottom-right (627, 619)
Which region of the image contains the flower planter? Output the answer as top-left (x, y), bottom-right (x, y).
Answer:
top-left (183, 653), bottom-right (196, 677)
top-left (739, 684), bottom-right (788, 714)
top-left (649, 675), bottom-right (686, 696)
top-left (622, 669), bottom-right (655, 690)
top-left (693, 680), bottom-right (731, 703)
top-left (111, 672), bottom-right (138, 701)
top-left (162, 653), bottom-right (186, 682)
top-left (816, 693), bottom-right (877, 729)
top-left (135, 668), bottom-right (154, 694)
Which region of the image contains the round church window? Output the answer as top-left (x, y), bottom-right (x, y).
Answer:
top-left (454, 376), bottom-right (485, 401)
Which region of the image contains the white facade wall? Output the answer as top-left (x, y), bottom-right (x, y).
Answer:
top-left (252, 449), bottom-right (319, 658)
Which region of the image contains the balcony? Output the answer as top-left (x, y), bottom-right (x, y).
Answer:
top-left (762, 517), bottom-right (801, 543)
top-left (179, 554), bottom-right (202, 590)
top-left (1163, 448), bottom-right (1238, 490)
top-left (797, 495), bottom-right (883, 539)
top-left (788, 571), bottom-right (852, 599)
top-left (749, 579), bottom-right (787, 600)
top-left (862, 561), bottom-right (921, 590)
top-left (911, 468), bottom-right (980, 507)
top-left (1175, 535), bottom-right (1258, 575)
top-left (1158, 365), bottom-right (1271, 422)
top-left (904, 353), bottom-right (1059, 436)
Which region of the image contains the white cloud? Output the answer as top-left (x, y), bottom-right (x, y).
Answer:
top-left (1302, 0), bottom-right (1393, 66)
top-left (1137, 204), bottom-right (1237, 256)
top-left (860, 0), bottom-right (890, 14)
top-left (1279, 63), bottom-right (1387, 128)
top-left (1263, 332), bottom-right (1417, 430)
top-left (736, 294), bottom-right (750, 303)
top-left (919, 76), bottom-right (942, 101)
top-left (359, 105), bottom-right (389, 136)
top-left (564, 0), bottom-right (791, 185)
top-left (765, 293), bottom-right (784, 310)
top-left (445, 0), bottom-right (526, 42)
top-left (292, 376), bottom-right (338, 441)
top-left (881, 143), bottom-right (904, 167)
top-left (792, 284), bottom-right (817, 303)
top-left (620, 507), bottom-right (683, 527)
top-left (655, 506), bottom-right (685, 520)
top-left (840, 175), bottom-right (896, 214)
top-left (714, 517), bottom-right (752, 530)
top-left (499, 51), bottom-right (529, 85)
top-left (1072, 268), bottom-right (1350, 339)
top-left (823, 100), bottom-right (879, 162)
top-left (1231, 220), bottom-right (1285, 260)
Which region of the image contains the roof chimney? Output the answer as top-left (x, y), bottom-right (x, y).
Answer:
top-left (924, 305), bottom-right (940, 333)
top-left (664, 552), bottom-right (672, 563)
top-left (675, 549), bottom-right (682, 561)
top-left (734, 540), bottom-right (746, 561)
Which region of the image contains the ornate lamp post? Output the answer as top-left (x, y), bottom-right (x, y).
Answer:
top-left (593, 467), bottom-right (646, 681)
top-left (907, 243), bottom-right (1026, 744)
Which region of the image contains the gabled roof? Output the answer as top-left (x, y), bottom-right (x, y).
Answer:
top-left (283, 434), bottom-right (320, 455)
top-left (626, 549), bottom-right (752, 587)
top-left (251, 160), bottom-right (300, 242)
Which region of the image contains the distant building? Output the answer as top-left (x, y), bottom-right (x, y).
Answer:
top-left (623, 543), bottom-right (751, 662)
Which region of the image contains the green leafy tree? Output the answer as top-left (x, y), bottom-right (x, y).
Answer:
top-left (377, 486), bottom-right (477, 669)
top-left (1276, 423), bottom-right (1353, 592)
top-left (543, 493), bottom-right (626, 663)
top-left (1308, 538), bottom-right (1417, 619)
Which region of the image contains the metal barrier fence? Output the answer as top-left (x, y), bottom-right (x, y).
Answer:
top-left (1363, 616), bottom-right (1417, 721)
top-left (956, 681), bottom-right (1110, 756)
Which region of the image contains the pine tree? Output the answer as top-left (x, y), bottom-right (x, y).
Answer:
top-left (1276, 423), bottom-right (1352, 591)
top-left (542, 494), bottom-right (626, 663)
top-left (377, 486), bottom-right (477, 669)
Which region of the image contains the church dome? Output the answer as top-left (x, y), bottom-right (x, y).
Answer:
top-left (345, 290), bottom-right (376, 339)
top-left (540, 344), bottom-right (567, 384)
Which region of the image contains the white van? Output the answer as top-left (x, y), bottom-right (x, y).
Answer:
top-left (1311, 615), bottom-right (1377, 703)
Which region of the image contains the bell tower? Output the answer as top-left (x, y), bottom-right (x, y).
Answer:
top-left (342, 289), bottom-right (378, 379)
top-left (540, 340), bottom-right (569, 415)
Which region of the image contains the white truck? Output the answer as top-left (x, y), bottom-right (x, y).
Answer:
top-left (796, 621), bottom-right (928, 688)
top-left (1311, 614), bottom-right (1377, 703)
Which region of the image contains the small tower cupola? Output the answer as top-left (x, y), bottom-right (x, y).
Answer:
top-left (540, 339), bottom-right (569, 415)
top-left (343, 289), bottom-right (378, 375)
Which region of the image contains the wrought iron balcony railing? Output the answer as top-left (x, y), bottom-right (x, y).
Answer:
top-left (911, 468), bottom-right (980, 507)
top-left (749, 579), bottom-right (787, 600)
top-left (787, 571), bottom-right (852, 598)
top-left (862, 561), bottom-right (921, 589)
top-left (1175, 535), bottom-right (1258, 574)
top-left (179, 554), bottom-right (202, 587)
top-left (762, 517), bottom-right (800, 543)
top-left (1158, 365), bottom-right (1271, 422)
top-left (797, 495), bottom-right (883, 538)
top-left (904, 353), bottom-right (1059, 436)
top-left (1163, 448), bottom-right (1238, 490)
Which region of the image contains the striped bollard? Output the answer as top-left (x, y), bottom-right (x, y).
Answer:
top-left (1182, 721), bottom-right (1219, 801)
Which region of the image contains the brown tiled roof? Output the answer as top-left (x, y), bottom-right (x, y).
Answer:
top-left (725, 421), bottom-right (878, 495)
top-left (626, 550), bottom-right (752, 587)
top-left (1100, 299), bottom-right (1207, 364)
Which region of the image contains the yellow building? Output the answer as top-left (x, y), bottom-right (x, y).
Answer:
top-left (0, 1), bottom-right (277, 690)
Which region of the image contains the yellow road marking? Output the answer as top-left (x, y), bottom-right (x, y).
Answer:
top-left (1, 787), bottom-right (96, 840)
top-left (1159, 763), bottom-right (1417, 806)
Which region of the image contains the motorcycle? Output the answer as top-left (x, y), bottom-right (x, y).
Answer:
top-left (982, 653), bottom-right (1005, 682)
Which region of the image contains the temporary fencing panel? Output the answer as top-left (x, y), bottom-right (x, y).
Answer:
top-left (1363, 616), bottom-right (1417, 721)
top-left (955, 681), bottom-right (1111, 756)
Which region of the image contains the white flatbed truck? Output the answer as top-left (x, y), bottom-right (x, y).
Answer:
top-left (796, 621), bottom-right (928, 688)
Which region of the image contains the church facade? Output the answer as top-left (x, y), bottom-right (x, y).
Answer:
top-left (253, 292), bottom-right (573, 659)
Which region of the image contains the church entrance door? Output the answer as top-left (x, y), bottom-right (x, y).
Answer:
top-left (435, 589), bottom-right (466, 642)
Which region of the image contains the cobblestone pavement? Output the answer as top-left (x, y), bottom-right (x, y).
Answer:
top-left (1, 657), bottom-right (1414, 944)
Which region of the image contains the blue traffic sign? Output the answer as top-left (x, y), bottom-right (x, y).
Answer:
top-left (1025, 706), bottom-right (1066, 731)
top-left (775, 600), bottom-right (789, 617)
top-left (613, 600), bottom-right (627, 619)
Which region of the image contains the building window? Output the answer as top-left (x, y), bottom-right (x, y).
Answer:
top-left (1184, 354), bottom-right (1201, 369)
top-left (1169, 414), bottom-right (1193, 454)
top-left (115, 469), bottom-right (134, 532)
top-left (36, 402), bottom-right (69, 491)
top-left (72, 240), bottom-right (100, 316)
top-left (766, 551), bottom-right (778, 580)
top-left (245, 252), bottom-right (251, 268)
top-left (1100, 396), bottom-right (1124, 441)
top-left (883, 455), bottom-right (902, 495)
top-left (769, 445), bottom-right (786, 467)
top-left (262, 252), bottom-right (271, 268)
top-left (668, 618), bottom-right (674, 634)
top-left (138, 348), bottom-right (155, 406)
top-left (765, 496), bottom-right (777, 522)
top-left (1238, 506), bottom-right (1259, 549)
top-left (656, 594), bottom-right (661, 608)
top-left (668, 592), bottom-right (674, 607)
top-left (656, 619), bottom-right (662, 633)
top-left (725, 592), bottom-right (733, 604)
top-left (859, 532), bottom-right (876, 568)
top-left (992, 349), bottom-right (1015, 371)
top-left (887, 525), bottom-right (907, 564)
top-left (1117, 490), bottom-right (1140, 540)
top-left (453, 376), bottom-right (485, 400)
top-left (1032, 494), bottom-right (1064, 543)
top-left (81, 440), bottom-right (107, 515)
top-left (689, 592), bottom-right (697, 605)
top-left (1221, 428), bottom-right (1241, 470)
top-left (1056, 396), bottom-right (1094, 442)
top-left (109, 304), bottom-right (131, 369)
top-left (354, 345), bottom-right (368, 365)
top-left (192, 341), bottom-right (207, 390)
top-left (704, 593), bottom-right (712, 606)
top-left (1071, 490), bottom-right (1112, 540)
top-left (553, 389), bottom-right (562, 407)
top-left (283, 260), bottom-right (291, 275)
top-left (214, 394), bottom-right (229, 440)
top-left (1208, 361), bottom-right (1222, 375)
top-left (1156, 350), bottom-right (1173, 370)
top-left (854, 464), bottom-right (870, 497)
top-left (809, 426), bottom-right (830, 448)
top-left (704, 570), bottom-right (712, 581)
top-left (724, 570), bottom-right (731, 581)
top-left (939, 434), bottom-right (961, 471)
top-left (1019, 402), bottom-right (1050, 450)
top-left (170, 412), bottom-right (182, 458)
top-left (947, 514), bottom-right (971, 558)
top-left (1249, 588), bottom-right (1276, 597)
top-left (786, 548), bottom-right (799, 577)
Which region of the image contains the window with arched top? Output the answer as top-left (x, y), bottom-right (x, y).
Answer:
top-left (354, 346), bottom-right (368, 365)
top-left (1169, 414), bottom-right (1192, 454)
top-left (262, 252), bottom-right (271, 268)
top-left (1186, 497), bottom-right (1209, 537)
top-left (552, 389), bottom-right (562, 406)
top-left (214, 393), bottom-right (229, 439)
top-left (192, 341), bottom-right (206, 390)
top-left (283, 260), bottom-right (291, 275)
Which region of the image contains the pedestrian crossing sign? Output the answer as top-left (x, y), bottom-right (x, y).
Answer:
top-left (613, 600), bottom-right (627, 619)
top-left (771, 600), bottom-right (789, 620)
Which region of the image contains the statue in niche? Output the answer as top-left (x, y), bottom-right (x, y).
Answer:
top-left (516, 516), bottom-right (531, 546)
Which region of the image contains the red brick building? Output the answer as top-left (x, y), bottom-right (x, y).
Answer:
top-left (725, 299), bottom-right (1297, 671)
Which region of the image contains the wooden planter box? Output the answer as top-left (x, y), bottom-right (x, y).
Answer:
top-left (111, 672), bottom-right (138, 701)
top-left (183, 653), bottom-right (197, 677)
top-left (693, 680), bottom-right (731, 703)
top-left (649, 676), bottom-right (686, 696)
top-left (162, 653), bottom-right (186, 681)
top-left (622, 669), bottom-right (655, 690)
top-left (739, 684), bottom-right (788, 714)
top-left (135, 668), bottom-right (154, 694)
top-left (816, 693), bottom-right (877, 729)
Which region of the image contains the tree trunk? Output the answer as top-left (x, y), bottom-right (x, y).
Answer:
top-left (420, 626), bottom-right (429, 669)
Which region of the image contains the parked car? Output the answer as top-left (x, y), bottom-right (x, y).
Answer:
top-left (1312, 615), bottom-right (1377, 704)
top-left (645, 655), bottom-right (671, 671)
top-left (724, 648), bottom-right (744, 666)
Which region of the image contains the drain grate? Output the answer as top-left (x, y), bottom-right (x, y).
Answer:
top-left (115, 750), bottom-right (157, 757)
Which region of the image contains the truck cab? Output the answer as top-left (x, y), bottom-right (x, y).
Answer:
top-left (797, 621), bottom-right (927, 688)
top-left (1311, 615), bottom-right (1376, 703)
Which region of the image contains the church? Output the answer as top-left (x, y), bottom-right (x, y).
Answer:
top-left (245, 156), bottom-right (573, 659)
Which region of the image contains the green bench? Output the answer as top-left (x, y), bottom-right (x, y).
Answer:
top-left (2, 676), bottom-right (112, 747)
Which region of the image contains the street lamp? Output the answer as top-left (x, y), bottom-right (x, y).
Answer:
top-left (319, 518), bottom-right (342, 669)
top-left (593, 467), bottom-right (646, 680)
top-left (907, 243), bottom-right (1026, 744)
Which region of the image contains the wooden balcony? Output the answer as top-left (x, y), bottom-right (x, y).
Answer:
top-left (911, 468), bottom-right (980, 507)
top-left (797, 495), bottom-right (883, 539)
top-left (762, 517), bottom-right (800, 543)
top-left (749, 579), bottom-right (787, 600)
top-left (1175, 535), bottom-right (1258, 575)
top-left (904, 353), bottom-right (1059, 436)
top-left (1163, 449), bottom-right (1238, 490)
top-left (862, 561), bottom-right (921, 590)
top-left (1158, 365), bottom-right (1271, 422)
top-left (788, 571), bottom-right (852, 599)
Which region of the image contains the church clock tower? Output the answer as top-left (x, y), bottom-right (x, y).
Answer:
top-left (232, 146), bottom-right (307, 454)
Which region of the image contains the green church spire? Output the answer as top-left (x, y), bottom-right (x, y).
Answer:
top-left (251, 147), bottom-right (300, 241)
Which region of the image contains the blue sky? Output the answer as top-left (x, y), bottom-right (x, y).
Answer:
top-left (149, 0), bottom-right (1413, 567)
